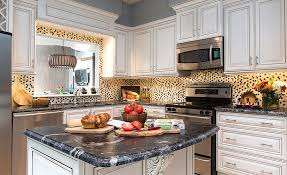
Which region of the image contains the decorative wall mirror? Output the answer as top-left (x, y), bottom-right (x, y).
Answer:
top-left (34, 35), bottom-right (100, 97)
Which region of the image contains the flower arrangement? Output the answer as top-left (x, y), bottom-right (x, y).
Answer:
top-left (254, 80), bottom-right (287, 110)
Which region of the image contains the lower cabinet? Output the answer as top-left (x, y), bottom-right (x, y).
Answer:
top-left (113, 105), bottom-right (125, 119)
top-left (144, 105), bottom-right (166, 118)
top-left (217, 112), bottom-right (287, 175)
top-left (28, 139), bottom-right (194, 175)
top-left (28, 139), bottom-right (80, 175)
top-left (217, 150), bottom-right (287, 175)
top-left (63, 108), bottom-right (91, 124)
top-left (90, 106), bottom-right (114, 117)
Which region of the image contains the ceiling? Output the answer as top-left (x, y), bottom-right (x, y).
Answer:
top-left (123, 0), bottom-right (142, 4)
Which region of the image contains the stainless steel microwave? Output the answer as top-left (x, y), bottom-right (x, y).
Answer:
top-left (177, 36), bottom-right (223, 71)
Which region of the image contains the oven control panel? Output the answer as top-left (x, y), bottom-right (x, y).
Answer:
top-left (166, 107), bottom-right (213, 117)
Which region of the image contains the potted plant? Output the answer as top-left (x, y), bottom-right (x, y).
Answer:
top-left (254, 80), bottom-right (287, 110)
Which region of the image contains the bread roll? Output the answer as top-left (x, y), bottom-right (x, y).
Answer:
top-left (81, 113), bottom-right (111, 129)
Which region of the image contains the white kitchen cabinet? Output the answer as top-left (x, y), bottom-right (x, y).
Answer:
top-left (198, 1), bottom-right (222, 39)
top-left (113, 105), bottom-right (125, 119)
top-left (144, 105), bottom-right (166, 118)
top-left (114, 30), bottom-right (129, 77)
top-left (224, 0), bottom-right (287, 73)
top-left (216, 112), bottom-right (287, 175)
top-left (134, 29), bottom-right (154, 76)
top-left (153, 23), bottom-right (177, 75)
top-left (12, 0), bottom-right (36, 74)
top-left (28, 140), bottom-right (80, 175)
top-left (63, 108), bottom-right (91, 124)
top-left (255, 0), bottom-right (287, 70)
top-left (176, 8), bottom-right (197, 43)
top-left (224, 1), bottom-right (255, 72)
top-left (172, 0), bottom-right (223, 43)
top-left (91, 106), bottom-right (114, 118)
top-left (28, 138), bottom-right (194, 175)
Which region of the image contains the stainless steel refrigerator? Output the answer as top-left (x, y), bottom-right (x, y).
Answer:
top-left (0, 31), bottom-right (12, 175)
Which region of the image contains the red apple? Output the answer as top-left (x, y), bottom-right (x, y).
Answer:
top-left (130, 101), bottom-right (138, 109)
top-left (124, 105), bottom-right (133, 114)
top-left (131, 121), bottom-right (142, 130)
top-left (134, 106), bottom-right (144, 114)
top-left (130, 111), bottom-right (139, 115)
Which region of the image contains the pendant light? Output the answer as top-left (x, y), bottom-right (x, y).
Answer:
top-left (48, 40), bottom-right (77, 69)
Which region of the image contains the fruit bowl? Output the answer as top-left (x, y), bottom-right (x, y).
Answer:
top-left (122, 112), bottom-right (147, 123)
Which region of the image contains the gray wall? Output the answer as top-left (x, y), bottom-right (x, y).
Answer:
top-left (115, 3), bottom-right (133, 27)
top-left (129, 0), bottom-right (175, 26)
top-left (77, 0), bottom-right (184, 27)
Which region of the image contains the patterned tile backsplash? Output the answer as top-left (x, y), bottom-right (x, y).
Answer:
top-left (13, 68), bottom-right (287, 107)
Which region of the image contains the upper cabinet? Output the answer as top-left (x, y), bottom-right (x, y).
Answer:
top-left (255, 0), bottom-right (286, 70)
top-left (0, 0), bottom-right (13, 32)
top-left (172, 0), bottom-right (223, 43)
top-left (133, 17), bottom-right (177, 76)
top-left (37, 0), bottom-right (119, 36)
top-left (153, 23), bottom-right (177, 75)
top-left (114, 26), bottom-right (130, 77)
top-left (224, 1), bottom-right (254, 72)
top-left (224, 0), bottom-right (287, 73)
top-left (12, 0), bottom-right (37, 74)
top-left (113, 17), bottom-right (177, 77)
top-left (134, 29), bottom-right (154, 76)
top-left (176, 8), bottom-right (197, 42)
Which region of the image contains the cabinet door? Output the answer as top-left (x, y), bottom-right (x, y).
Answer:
top-left (255, 0), bottom-right (287, 69)
top-left (177, 8), bottom-right (197, 43)
top-left (12, 2), bottom-right (35, 74)
top-left (29, 150), bottom-right (73, 175)
top-left (115, 31), bottom-right (128, 76)
top-left (198, 2), bottom-right (222, 39)
top-left (154, 23), bottom-right (177, 75)
top-left (63, 108), bottom-right (91, 124)
top-left (94, 162), bottom-right (142, 175)
top-left (224, 2), bottom-right (255, 73)
top-left (134, 29), bottom-right (153, 75)
top-left (91, 106), bottom-right (114, 118)
top-left (113, 105), bottom-right (125, 119)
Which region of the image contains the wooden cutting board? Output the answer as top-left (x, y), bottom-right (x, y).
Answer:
top-left (115, 129), bottom-right (180, 137)
top-left (65, 126), bottom-right (114, 134)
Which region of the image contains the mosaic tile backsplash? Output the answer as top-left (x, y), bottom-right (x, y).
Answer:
top-left (136, 69), bottom-right (287, 107)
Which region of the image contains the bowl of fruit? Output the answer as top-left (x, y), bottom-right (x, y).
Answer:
top-left (122, 102), bottom-right (147, 123)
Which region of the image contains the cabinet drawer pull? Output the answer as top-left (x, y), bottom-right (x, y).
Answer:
top-left (260, 143), bottom-right (273, 148)
top-left (225, 162), bottom-right (236, 167)
top-left (260, 122), bottom-right (274, 126)
top-left (256, 170), bottom-right (273, 175)
top-left (225, 138), bottom-right (237, 142)
top-left (224, 119), bottom-right (237, 123)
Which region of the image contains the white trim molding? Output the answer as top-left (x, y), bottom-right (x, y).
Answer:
top-left (37, 0), bottom-right (119, 36)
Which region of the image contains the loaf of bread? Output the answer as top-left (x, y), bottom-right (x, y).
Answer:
top-left (81, 113), bottom-right (111, 129)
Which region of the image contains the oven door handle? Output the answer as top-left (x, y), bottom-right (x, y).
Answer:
top-left (209, 44), bottom-right (213, 62)
top-left (166, 113), bottom-right (211, 120)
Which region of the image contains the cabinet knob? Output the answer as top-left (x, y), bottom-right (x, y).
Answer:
top-left (256, 56), bottom-right (259, 65)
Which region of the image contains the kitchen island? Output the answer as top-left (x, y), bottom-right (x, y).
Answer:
top-left (25, 118), bottom-right (218, 175)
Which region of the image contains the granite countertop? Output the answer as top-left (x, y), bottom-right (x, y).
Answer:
top-left (216, 106), bottom-right (287, 117)
top-left (24, 117), bottom-right (218, 167)
top-left (13, 101), bottom-right (173, 113)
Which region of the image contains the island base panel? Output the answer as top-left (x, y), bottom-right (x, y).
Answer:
top-left (27, 138), bottom-right (194, 175)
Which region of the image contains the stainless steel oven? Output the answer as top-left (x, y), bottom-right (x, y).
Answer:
top-left (177, 37), bottom-right (223, 71)
top-left (166, 83), bottom-right (232, 175)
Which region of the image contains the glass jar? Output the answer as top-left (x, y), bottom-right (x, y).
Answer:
top-left (262, 92), bottom-right (279, 110)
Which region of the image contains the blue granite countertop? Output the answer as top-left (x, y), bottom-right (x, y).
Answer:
top-left (13, 101), bottom-right (173, 113)
top-left (216, 106), bottom-right (287, 117)
top-left (24, 116), bottom-right (218, 167)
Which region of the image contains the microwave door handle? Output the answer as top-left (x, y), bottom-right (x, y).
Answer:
top-left (209, 44), bottom-right (213, 62)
